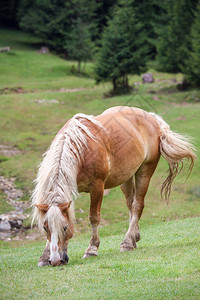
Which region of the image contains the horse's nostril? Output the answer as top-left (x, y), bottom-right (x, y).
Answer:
top-left (60, 259), bottom-right (64, 264)
top-left (49, 260), bottom-right (51, 265)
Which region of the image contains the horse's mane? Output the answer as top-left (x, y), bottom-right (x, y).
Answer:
top-left (31, 113), bottom-right (103, 229)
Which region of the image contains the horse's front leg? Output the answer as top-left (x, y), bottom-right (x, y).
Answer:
top-left (38, 240), bottom-right (50, 266)
top-left (83, 180), bottom-right (104, 258)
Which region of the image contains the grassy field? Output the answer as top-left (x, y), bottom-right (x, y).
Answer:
top-left (1, 218), bottom-right (200, 299)
top-left (0, 29), bottom-right (200, 299)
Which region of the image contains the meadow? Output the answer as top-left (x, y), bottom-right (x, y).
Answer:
top-left (0, 29), bottom-right (200, 299)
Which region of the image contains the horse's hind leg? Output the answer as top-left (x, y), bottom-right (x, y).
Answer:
top-left (120, 161), bottom-right (159, 252)
top-left (83, 179), bottom-right (104, 259)
top-left (120, 177), bottom-right (140, 242)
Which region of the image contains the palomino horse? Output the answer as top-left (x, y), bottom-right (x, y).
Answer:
top-left (32, 106), bottom-right (196, 266)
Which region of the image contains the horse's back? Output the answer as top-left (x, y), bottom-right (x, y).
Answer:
top-left (92, 106), bottom-right (161, 188)
top-left (95, 106), bottom-right (160, 160)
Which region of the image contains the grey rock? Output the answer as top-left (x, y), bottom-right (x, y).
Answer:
top-left (0, 220), bottom-right (11, 231)
top-left (39, 47), bottom-right (49, 54)
top-left (142, 72), bottom-right (154, 84)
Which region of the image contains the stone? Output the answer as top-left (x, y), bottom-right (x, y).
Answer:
top-left (39, 47), bottom-right (49, 54)
top-left (0, 47), bottom-right (10, 52)
top-left (142, 72), bottom-right (154, 84)
top-left (0, 220), bottom-right (11, 231)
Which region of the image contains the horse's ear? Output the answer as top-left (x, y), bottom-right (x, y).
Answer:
top-left (35, 204), bottom-right (49, 212)
top-left (59, 201), bottom-right (72, 211)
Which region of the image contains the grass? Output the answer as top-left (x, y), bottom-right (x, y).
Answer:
top-left (0, 218), bottom-right (200, 299)
top-left (0, 29), bottom-right (200, 299)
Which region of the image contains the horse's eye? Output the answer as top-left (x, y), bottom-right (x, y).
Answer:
top-left (43, 226), bottom-right (47, 232)
top-left (63, 226), bottom-right (67, 231)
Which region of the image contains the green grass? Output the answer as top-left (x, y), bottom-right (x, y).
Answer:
top-left (0, 218), bottom-right (200, 299)
top-left (0, 29), bottom-right (200, 299)
top-left (0, 190), bottom-right (14, 214)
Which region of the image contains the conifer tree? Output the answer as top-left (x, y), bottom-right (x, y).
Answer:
top-left (95, 0), bottom-right (148, 93)
top-left (133, 0), bottom-right (167, 59)
top-left (66, 18), bottom-right (94, 73)
top-left (183, 1), bottom-right (200, 87)
top-left (156, 0), bottom-right (198, 73)
top-left (18, 0), bottom-right (97, 55)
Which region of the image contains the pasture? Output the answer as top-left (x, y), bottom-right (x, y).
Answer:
top-left (0, 29), bottom-right (200, 299)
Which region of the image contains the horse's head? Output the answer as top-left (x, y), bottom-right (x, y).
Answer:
top-left (35, 201), bottom-right (74, 266)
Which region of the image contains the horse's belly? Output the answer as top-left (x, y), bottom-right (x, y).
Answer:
top-left (104, 162), bottom-right (142, 189)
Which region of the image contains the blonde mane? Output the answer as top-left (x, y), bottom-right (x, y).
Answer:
top-left (32, 113), bottom-right (103, 229)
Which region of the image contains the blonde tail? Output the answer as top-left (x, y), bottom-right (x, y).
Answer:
top-left (149, 113), bottom-right (197, 203)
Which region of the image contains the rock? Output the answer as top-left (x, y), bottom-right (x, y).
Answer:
top-left (32, 99), bottom-right (59, 104)
top-left (0, 176), bottom-right (23, 203)
top-left (0, 220), bottom-right (11, 231)
top-left (39, 47), bottom-right (49, 54)
top-left (0, 47), bottom-right (10, 52)
top-left (0, 145), bottom-right (21, 157)
top-left (58, 88), bottom-right (84, 93)
top-left (142, 72), bottom-right (154, 84)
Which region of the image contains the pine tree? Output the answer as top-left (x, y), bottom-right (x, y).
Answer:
top-left (156, 0), bottom-right (198, 73)
top-left (66, 18), bottom-right (94, 73)
top-left (95, 0), bottom-right (148, 93)
top-left (18, 0), bottom-right (97, 55)
top-left (18, 0), bottom-right (72, 52)
top-left (133, 0), bottom-right (167, 59)
top-left (183, 1), bottom-right (200, 87)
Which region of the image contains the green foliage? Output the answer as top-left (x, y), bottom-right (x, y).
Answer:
top-left (65, 0), bottom-right (96, 73)
top-left (0, 191), bottom-right (14, 214)
top-left (156, 0), bottom-right (198, 73)
top-left (95, 0), bottom-right (148, 93)
top-left (18, 0), bottom-right (71, 52)
top-left (17, 0), bottom-right (98, 56)
top-left (132, 0), bottom-right (167, 59)
top-left (183, 1), bottom-right (200, 88)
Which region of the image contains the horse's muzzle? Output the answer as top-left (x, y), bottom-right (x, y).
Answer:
top-left (49, 251), bottom-right (69, 266)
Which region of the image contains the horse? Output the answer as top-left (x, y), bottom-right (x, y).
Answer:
top-left (32, 106), bottom-right (196, 266)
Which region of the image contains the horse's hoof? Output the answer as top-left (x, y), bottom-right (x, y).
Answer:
top-left (120, 242), bottom-right (137, 252)
top-left (82, 252), bottom-right (97, 259)
top-left (120, 246), bottom-right (134, 252)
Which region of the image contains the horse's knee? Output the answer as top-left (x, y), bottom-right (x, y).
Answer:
top-left (89, 215), bottom-right (100, 225)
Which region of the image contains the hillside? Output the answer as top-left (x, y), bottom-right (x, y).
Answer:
top-left (0, 29), bottom-right (200, 299)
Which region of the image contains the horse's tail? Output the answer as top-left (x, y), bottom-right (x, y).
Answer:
top-left (149, 113), bottom-right (197, 204)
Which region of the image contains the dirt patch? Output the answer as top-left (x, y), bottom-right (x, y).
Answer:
top-left (0, 145), bottom-right (21, 157)
top-left (0, 176), bottom-right (24, 208)
top-left (0, 149), bottom-right (31, 241)
top-left (174, 115), bottom-right (187, 121)
top-left (0, 87), bottom-right (26, 95)
top-left (57, 87), bottom-right (85, 93)
top-left (31, 99), bottom-right (61, 104)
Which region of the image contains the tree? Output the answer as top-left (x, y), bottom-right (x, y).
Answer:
top-left (156, 0), bottom-right (198, 73)
top-left (66, 18), bottom-right (94, 73)
top-left (18, 0), bottom-right (97, 55)
top-left (95, 0), bottom-right (148, 93)
top-left (183, 1), bottom-right (200, 87)
top-left (18, 0), bottom-right (71, 52)
top-left (133, 0), bottom-right (167, 59)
